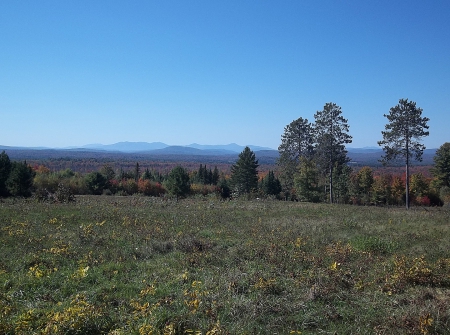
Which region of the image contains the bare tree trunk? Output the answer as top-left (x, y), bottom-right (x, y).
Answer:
top-left (329, 165), bottom-right (333, 204)
top-left (405, 157), bottom-right (410, 210)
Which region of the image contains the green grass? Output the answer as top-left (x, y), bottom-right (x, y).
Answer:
top-left (1, 196), bottom-right (449, 334)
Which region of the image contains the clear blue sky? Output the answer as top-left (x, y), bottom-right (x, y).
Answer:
top-left (1, 1), bottom-right (449, 150)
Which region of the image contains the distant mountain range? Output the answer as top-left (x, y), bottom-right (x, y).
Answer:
top-left (80, 142), bottom-right (275, 154)
top-left (0, 142), bottom-right (437, 166)
top-left (0, 142), bottom-right (275, 155)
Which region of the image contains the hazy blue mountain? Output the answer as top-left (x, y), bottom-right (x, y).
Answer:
top-left (347, 147), bottom-right (382, 153)
top-left (0, 145), bottom-right (50, 150)
top-left (77, 142), bottom-right (274, 153)
top-left (0, 142), bottom-right (437, 167)
top-left (187, 143), bottom-right (274, 152)
top-left (81, 142), bottom-right (169, 152)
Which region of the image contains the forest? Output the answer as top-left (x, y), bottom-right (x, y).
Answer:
top-left (1, 99), bottom-right (449, 208)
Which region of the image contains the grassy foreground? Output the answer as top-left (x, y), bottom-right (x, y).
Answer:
top-left (1, 196), bottom-right (449, 334)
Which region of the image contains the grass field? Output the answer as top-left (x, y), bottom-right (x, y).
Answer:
top-left (1, 196), bottom-right (449, 334)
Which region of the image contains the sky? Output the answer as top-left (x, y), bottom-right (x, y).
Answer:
top-left (1, 1), bottom-right (449, 150)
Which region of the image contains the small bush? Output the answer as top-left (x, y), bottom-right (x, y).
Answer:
top-left (54, 183), bottom-right (75, 203)
top-left (440, 186), bottom-right (450, 207)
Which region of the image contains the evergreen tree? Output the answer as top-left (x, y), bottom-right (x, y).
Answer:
top-left (261, 170), bottom-right (282, 196)
top-left (294, 157), bottom-right (321, 202)
top-left (134, 162), bottom-right (140, 182)
top-left (85, 172), bottom-right (107, 195)
top-left (277, 117), bottom-right (315, 195)
top-left (207, 168), bottom-right (213, 185)
top-left (378, 98), bottom-right (429, 209)
top-left (314, 102), bottom-right (352, 203)
top-left (6, 161), bottom-right (35, 197)
top-left (142, 168), bottom-right (153, 180)
top-left (166, 166), bottom-right (190, 199)
top-left (431, 142), bottom-right (450, 189)
top-left (0, 151), bottom-right (12, 196)
top-left (212, 166), bottom-right (220, 185)
top-left (217, 177), bottom-right (231, 199)
top-left (198, 164), bottom-right (205, 184)
top-left (230, 147), bottom-right (259, 195)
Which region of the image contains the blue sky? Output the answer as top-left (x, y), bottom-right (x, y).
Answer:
top-left (1, 1), bottom-right (449, 150)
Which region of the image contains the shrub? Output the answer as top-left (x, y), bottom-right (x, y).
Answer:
top-left (85, 172), bottom-right (107, 195)
top-left (121, 179), bottom-right (138, 195)
top-left (138, 179), bottom-right (166, 196)
top-left (440, 186), bottom-right (450, 207)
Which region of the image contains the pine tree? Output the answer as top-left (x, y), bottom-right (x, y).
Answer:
top-left (212, 166), bottom-right (220, 185)
top-left (314, 102), bottom-right (352, 203)
top-left (277, 117), bottom-right (315, 195)
top-left (142, 168), bottom-right (153, 180)
top-left (0, 151), bottom-right (12, 196)
top-left (294, 157), bottom-right (321, 202)
top-left (230, 147), bottom-right (259, 195)
top-left (6, 161), bottom-right (35, 197)
top-left (85, 172), bottom-right (107, 195)
top-left (166, 166), bottom-right (190, 199)
top-left (198, 164), bottom-right (205, 184)
top-left (431, 142), bottom-right (450, 189)
top-left (378, 98), bottom-right (429, 209)
top-left (262, 171), bottom-right (282, 196)
top-left (134, 163), bottom-right (141, 182)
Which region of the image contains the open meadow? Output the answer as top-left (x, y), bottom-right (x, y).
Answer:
top-left (1, 196), bottom-right (449, 334)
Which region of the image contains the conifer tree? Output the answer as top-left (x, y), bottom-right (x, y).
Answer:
top-left (277, 117), bottom-right (315, 195)
top-left (294, 157), bottom-right (321, 202)
top-left (230, 147), bottom-right (259, 195)
top-left (166, 166), bottom-right (190, 199)
top-left (314, 102), bottom-right (352, 203)
top-left (431, 142), bottom-right (450, 189)
top-left (212, 166), bottom-right (220, 185)
top-left (261, 170), bottom-right (282, 196)
top-left (6, 161), bottom-right (35, 197)
top-left (378, 99), bottom-right (429, 209)
top-left (134, 163), bottom-right (140, 182)
top-left (0, 151), bottom-right (12, 196)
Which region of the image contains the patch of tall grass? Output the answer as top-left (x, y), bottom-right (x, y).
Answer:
top-left (0, 196), bottom-right (449, 334)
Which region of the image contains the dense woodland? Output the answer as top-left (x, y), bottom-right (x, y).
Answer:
top-left (1, 100), bottom-right (449, 207)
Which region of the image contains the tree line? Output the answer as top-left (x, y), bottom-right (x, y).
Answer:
top-left (1, 98), bottom-right (449, 207)
top-left (275, 99), bottom-right (450, 208)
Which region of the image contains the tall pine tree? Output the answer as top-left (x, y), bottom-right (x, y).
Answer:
top-left (314, 102), bottom-right (352, 204)
top-left (378, 99), bottom-right (429, 209)
top-left (277, 117), bottom-right (315, 196)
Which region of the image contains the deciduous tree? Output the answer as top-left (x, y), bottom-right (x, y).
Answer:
top-left (355, 166), bottom-right (374, 205)
top-left (378, 99), bottom-right (429, 209)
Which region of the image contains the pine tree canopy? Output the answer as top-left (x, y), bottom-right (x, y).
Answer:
top-left (230, 147), bottom-right (259, 195)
